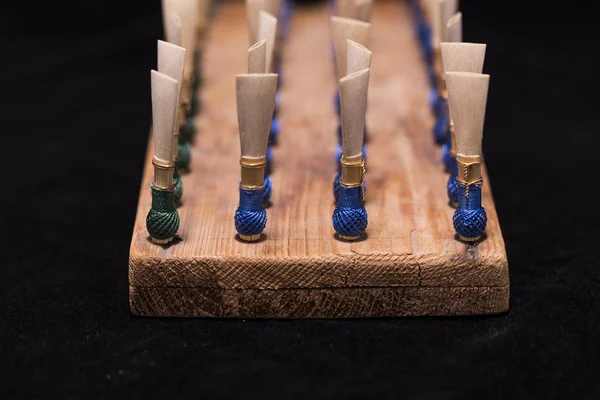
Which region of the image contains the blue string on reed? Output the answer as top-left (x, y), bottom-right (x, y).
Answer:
top-left (446, 155), bottom-right (459, 207)
top-left (427, 61), bottom-right (442, 114)
top-left (441, 140), bottom-right (453, 172)
top-left (423, 34), bottom-right (443, 120)
top-left (433, 97), bottom-right (449, 145)
top-left (263, 175), bottom-right (272, 205)
top-left (270, 68), bottom-right (282, 144)
top-left (333, 172), bottom-right (342, 204)
top-left (409, 0), bottom-right (424, 48)
top-left (281, 0), bottom-right (294, 39)
top-left (266, 145), bottom-right (274, 175)
top-left (269, 114), bottom-right (280, 145)
top-left (453, 183), bottom-right (487, 242)
top-left (333, 185), bottom-right (368, 239)
top-left (146, 186), bottom-right (180, 244)
top-left (235, 186), bottom-right (267, 240)
top-left (332, 174), bottom-right (367, 205)
top-left (407, 0), bottom-right (441, 117)
top-left (418, 16), bottom-right (438, 114)
top-left (333, 145), bottom-right (367, 203)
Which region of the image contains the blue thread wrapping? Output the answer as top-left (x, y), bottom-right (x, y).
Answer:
top-left (426, 55), bottom-right (438, 115)
top-left (422, 35), bottom-right (435, 81)
top-left (266, 145), bottom-right (274, 175)
top-left (332, 146), bottom-right (368, 203)
top-left (333, 173), bottom-right (341, 204)
top-left (441, 141), bottom-right (452, 172)
top-left (275, 92), bottom-right (281, 116)
top-left (268, 93), bottom-right (281, 144)
top-left (269, 116), bottom-right (280, 145)
top-left (275, 63), bottom-right (283, 88)
top-left (453, 183), bottom-right (487, 240)
top-left (263, 175), bottom-right (272, 204)
top-left (434, 93), bottom-right (446, 118)
top-left (407, 0), bottom-right (433, 61)
top-left (333, 185), bottom-right (368, 238)
top-left (407, 0), bottom-right (438, 115)
top-left (281, 0), bottom-right (294, 39)
top-left (429, 87), bottom-right (439, 114)
top-left (446, 155), bottom-right (459, 206)
top-left (417, 19), bottom-right (432, 58)
top-left (433, 97), bottom-right (449, 145)
top-left (333, 174), bottom-right (367, 204)
top-left (235, 186), bottom-right (267, 237)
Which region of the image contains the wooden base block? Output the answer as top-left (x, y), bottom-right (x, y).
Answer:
top-left (128, 1), bottom-right (509, 318)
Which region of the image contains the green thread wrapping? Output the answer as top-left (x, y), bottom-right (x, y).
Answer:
top-left (191, 51), bottom-right (203, 114)
top-left (190, 87), bottom-right (200, 116)
top-left (195, 50), bottom-right (204, 89)
top-left (185, 116), bottom-right (195, 140)
top-left (177, 142), bottom-right (191, 172)
top-left (173, 169), bottom-right (183, 203)
top-left (179, 120), bottom-right (194, 144)
top-left (146, 187), bottom-right (180, 241)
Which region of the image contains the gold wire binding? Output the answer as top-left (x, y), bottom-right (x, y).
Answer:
top-left (240, 156), bottom-right (267, 190)
top-left (360, 165), bottom-right (366, 203)
top-left (152, 158), bottom-right (175, 190)
top-left (463, 164), bottom-right (470, 199)
top-left (339, 155), bottom-right (365, 189)
top-left (456, 155), bottom-right (482, 199)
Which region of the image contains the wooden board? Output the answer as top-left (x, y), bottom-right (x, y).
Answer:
top-left (128, 0), bottom-right (509, 318)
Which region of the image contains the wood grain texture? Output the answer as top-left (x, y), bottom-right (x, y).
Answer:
top-left (129, 1), bottom-right (509, 318)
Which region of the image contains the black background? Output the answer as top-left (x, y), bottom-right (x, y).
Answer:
top-left (2, 0), bottom-right (599, 398)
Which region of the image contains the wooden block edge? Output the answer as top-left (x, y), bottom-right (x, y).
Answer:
top-left (129, 284), bottom-right (510, 318)
top-left (128, 250), bottom-right (509, 289)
